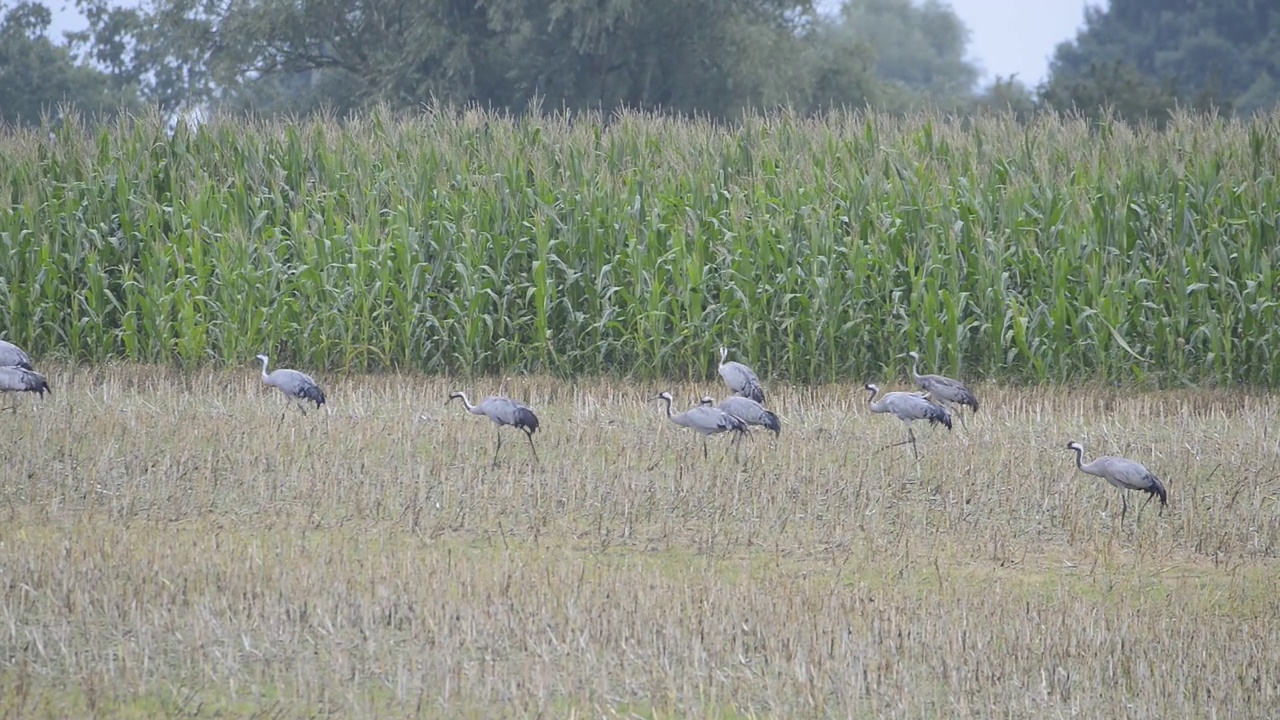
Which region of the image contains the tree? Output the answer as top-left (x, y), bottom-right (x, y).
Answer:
top-left (1041, 0), bottom-right (1280, 118)
top-left (71, 0), bottom-right (824, 119)
top-left (812, 0), bottom-right (979, 111)
top-left (0, 1), bottom-right (134, 126)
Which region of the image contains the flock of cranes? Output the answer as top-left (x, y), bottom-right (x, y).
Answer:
top-left (1, 338), bottom-right (1170, 519)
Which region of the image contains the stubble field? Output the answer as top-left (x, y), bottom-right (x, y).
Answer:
top-left (2, 366), bottom-right (1279, 718)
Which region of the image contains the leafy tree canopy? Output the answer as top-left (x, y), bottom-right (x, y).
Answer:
top-left (1042, 0), bottom-right (1280, 119)
top-left (0, 0), bottom-right (134, 126)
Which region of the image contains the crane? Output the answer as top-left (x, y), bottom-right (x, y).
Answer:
top-left (255, 354), bottom-right (326, 412)
top-left (906, 351), bottom-right (978, 418)
top-left (863, 383), bottom-right (952, 458)
top-left (1066, 441), bottom-right (1168, 520)
top-left (717, 347), bottom-right (765, 404)
top-left (700, 395), bottom-right (781, 437)
top-left (447, 391), bottom-right (540, 466)
top-left (654, 391), bottom-right (747, 459)
top-left (0, 340), bottom-right (35, 371)
top-left (0, 366), bottom-right (50, 409)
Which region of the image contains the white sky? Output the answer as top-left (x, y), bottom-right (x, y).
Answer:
top-left (47, 0), bottom-right (1099, 88)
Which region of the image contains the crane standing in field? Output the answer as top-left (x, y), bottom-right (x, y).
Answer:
top-left (907, 351), bottom-right (979, 420)
top-left (1, 339), bottom-right (51, 408)
top-left (863, 383), bottom-right (952, 458)
top-left (0, 366), bottom-right (51, 409)
top-left (1065, 441), bottom-right (1168, 520)
top-left (700, 395), bottom-right (781, 437)
top-left (447, 391), bottom-right (540, 467)
top-left (0, 340), bottom-right (36, 371)
top-left (717, 346), bottom-right (765, 404)
top-left (256, 354), bottom-right (326, 417)
top-left (655, 391), bottom-right (748, 459)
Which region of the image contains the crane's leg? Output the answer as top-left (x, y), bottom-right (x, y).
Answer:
top-left (702, 438), bottom-right (709, 460)
top-left (884, 426), bottom-right (919, 459)
top-left (524, 429), bottom-right (539, 465)
top-left (492, 427), bottom-right (503, 468)
top-left (1120, 493), bottom-right (1129, 522)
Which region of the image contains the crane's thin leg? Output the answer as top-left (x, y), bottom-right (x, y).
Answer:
top-left (884, 427), bottom-right (919, 459)
top-left (702, 438), bottom-right (709, 460)
top-left (524, 429), bottom-right (539, 465)
top-left (1120, 494), bottom-right (1129, 522)
top-left (492, 427), bottom-right (503, 468)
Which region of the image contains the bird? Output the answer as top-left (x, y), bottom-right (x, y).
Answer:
top-left (0, 339), bottom-right (35, 371)
top-left (863, 383), bottom-right (952, 458)
top-left (1065, 441), bottom-right (1168, 520)
top-left (906, 351), bottom-right (979, 417)
top-left (0, 366), bottom-right (51, 409)
top-left (447, 391), bottom-right (540, 466)
top-left (255, 354), bottom-right (326, 413)
top-left (717, 346), bottom-right (765, 404)
top-left (700, 395), bottom-right (781, 437)
top-left (655, 391), bottom-right (748, 459)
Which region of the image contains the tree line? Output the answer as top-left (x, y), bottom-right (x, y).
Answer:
top-left (2, 0), bottom-right (1277, 127)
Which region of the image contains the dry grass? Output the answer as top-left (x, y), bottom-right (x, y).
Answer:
top-left (2, 366), bottom-right (1280, 718)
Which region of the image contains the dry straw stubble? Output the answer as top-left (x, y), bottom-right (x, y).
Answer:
top-left (2, 368), bottom-right (1279, 717)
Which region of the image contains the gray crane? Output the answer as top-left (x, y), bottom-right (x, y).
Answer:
top-left (0, 339), bottom-right (35, 371)
top-left (863, 383), bottom-right (952, 458)
top-left (256, 354), bottom-right (326, 412)
top-left (1066, 441), bottom-right (1168, 520)
top-left (700, 395), bottom-right (781, 437)
top-left (655, 391), bottom-right (748, 458)
top-left (0, 366), bottom-right (50, 409)
top-left (447, 391), bottom-right (540, 466)
top-left (906, 351), bottom-right (979, 417)
top-left (717, 346), bottom-right (765, 404)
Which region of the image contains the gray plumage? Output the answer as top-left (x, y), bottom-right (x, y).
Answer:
top-left (864, 383), bottom-right (952, 458)
top-left (448, 391), bottom-right (540, 465)
top-left (0, 366), bottom-right (50, 396)
top-left (702, 395), bottom-right (781, 437)
top-left (907, 351), bottom-right (978, 413)
top-left (0, 340), bottom-right (34, 371)
top-left (718, 346), bottom-right (765, 404)
top-left (656, 391), bottom-right (747, 459)
top-left (256, 354), bottom-right (326, 410)
top-left (1066, 441), bottom-right (1168, 519)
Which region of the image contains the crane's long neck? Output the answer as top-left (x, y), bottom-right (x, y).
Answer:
top-left (718, 347), bottom-right (728, 367)
top-left (1071, 446), bottom-right (1086, 471)
top-left (910, 354), bottom-right (922, 381)
top-left (659, 395), bottom-right (673, 418)
top-left (865, 387), bottom-right (879, 405)
top-left (454, 392), bottom-right (477, 412)
top-left (258, 357), bottom-right (270, 380)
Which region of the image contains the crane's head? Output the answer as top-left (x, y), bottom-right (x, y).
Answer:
top-left (699, 396), bottom-right (715, 406)
top-left (863, 383), bottom-right (879, 394)
top-left (255, 354), bottom-right (269, 364)
top-left (446, 391), bottom-right (467, 406)
top-left (718, 346), bottom-right (729, 364)
top-left (906, 351), bottom-right (920, 361)
top-left (1066, 441), bottom-right (1084, 453)
top-left (654, 391), bottom-right (673, 402)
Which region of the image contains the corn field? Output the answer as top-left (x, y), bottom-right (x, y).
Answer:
top-left (1, 106), bottom-right (1277, 384)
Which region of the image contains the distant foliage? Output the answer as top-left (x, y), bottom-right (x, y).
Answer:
top-left (1042, 0), bottom-right (1280, 120)
top-left (0, 1), bottom-right (134, 126)
top-left (2, 108), bottom-right (1279, 386)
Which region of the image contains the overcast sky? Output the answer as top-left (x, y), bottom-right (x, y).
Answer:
top-left (47, 0), bottom-right (1098, 88)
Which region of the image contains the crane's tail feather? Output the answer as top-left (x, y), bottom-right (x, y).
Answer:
top-left (514, 406), bottom-right (540, 434)
top-left (739, 384), bottom-right (765, 405)
top-left (299, 384), bottom-right (325, 408)
top-left (927, 404), bottom-right (953, 430)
